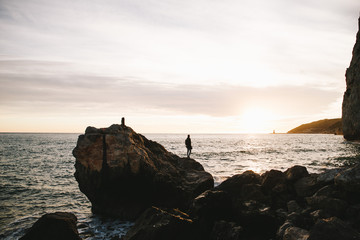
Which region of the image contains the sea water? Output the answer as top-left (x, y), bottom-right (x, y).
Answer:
top-left (1, 133), bottom-right (360, 239)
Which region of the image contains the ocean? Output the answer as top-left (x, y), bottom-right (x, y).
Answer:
top-left (1, 133), bottom-right (360, 239)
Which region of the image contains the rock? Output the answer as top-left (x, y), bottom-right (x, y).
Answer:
top-left (312, 185), bottom-right (334, 197)
top-left (308, 217), bottom-right (360, 240)
top-left (316, 168), bottom-right (342, 185)
top-left (306, 196), bottom-right (348, 218)
top-left (346, 204), bottom-right (360, 231)
top-left (191, 190), bottom-right (233, 234)
top-left (123, 207), bottom-right (196, 240)
top-left (294, 175), bottom-right (321, 197)
top-left (236, 201), bottom-right (280, 239)
top-left (342, 17), bottom-right (360, 140)
top-left (277, 221), bottom-right (293, 239)
top-left (73, 124), bottom-right (213, 219)
top-left (287, 200), bottom-right (301, 213)
top-left (240, 183), bottom-right (266, 202)
top-left (285, 165), bottom-right (309, 182)
top-left (310, 210), bottom-right (332, 221)
top-left (283, 227), bottom-right (309, 240)
top-left (20, 212), bottom-right (80, 240)
top-left (210, 220), bottom-right (243, 240)
top-left (261, 169), bottom-right (286, 192)
top-left (286, 212), bottom-right (312, 229)
top-left (335, 164), bottom-right (360, 194)
top-left (216, 170), bottom-right (261, 196)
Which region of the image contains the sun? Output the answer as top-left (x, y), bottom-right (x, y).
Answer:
top-left (240, 108), bottom-right (275, 133)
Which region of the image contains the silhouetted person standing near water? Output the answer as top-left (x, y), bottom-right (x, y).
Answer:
top-left (185, 135), bottom-right (192, 158)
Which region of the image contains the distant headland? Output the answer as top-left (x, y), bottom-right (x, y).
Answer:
top-left (287, 118), bottom-right (342, 135)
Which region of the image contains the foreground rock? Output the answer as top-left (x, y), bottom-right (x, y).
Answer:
top-left (123, 207), bottom-right (197, 240)
top-left (343, 17), bottom-right (360, 140)
top-left (20, 212), bottom-right (80, 240)
top-left (124, 164), bottom-right (360, 240)
top-left (73, 124), bottom-right (213, 219)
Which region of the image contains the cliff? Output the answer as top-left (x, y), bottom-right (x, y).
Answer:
top-left (287, 118), bottom-right (342, 134)
top-left (342, 17), bottom-right (360, 140)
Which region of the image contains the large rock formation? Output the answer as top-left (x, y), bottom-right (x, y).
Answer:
top-left (343, 17), bottom-right (360, 140)
top-left (73, 124), bottom-right (213, 219)
top-left (20, 212), bottom-right (81, 240)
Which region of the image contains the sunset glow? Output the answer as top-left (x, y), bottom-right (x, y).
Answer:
top-left (0, 0), bottom-right (359, 133)
top-left (241, 108), bottom-right (276, 133)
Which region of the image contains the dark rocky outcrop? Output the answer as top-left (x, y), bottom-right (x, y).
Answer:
top-left (343, 17), bottom-right (360, 140)
top-left (308, 217), bottom-right (360, 240)
top-left (287, 118), bottom-right (342, 135)
top-left (124, 163), bottom-right (360, 240)
top-left (122, 159), bottom-right (360, 240)
top-left (73, 124), bottom-right (213, 219)
top-left (20, 212), bottom-right (81, 240)
top-left (122, 207), bottom-right (197, 240)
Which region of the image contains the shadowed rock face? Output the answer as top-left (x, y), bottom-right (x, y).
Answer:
top-left (73, 124), bottom-right (214, 219)
top-left (124, 162), bottom-right (360, 240)
top-left (343, 17), bottom-right (360, 140)
top-left (20, 212), bottom-right (80, 240)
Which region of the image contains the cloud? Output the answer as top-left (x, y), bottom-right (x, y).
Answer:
top-left (0, 60), bottom-right (341, 119)
top-left (0, 0), bottom-right (357, 132)
top-left (0, 0), bottom-right (358, 88)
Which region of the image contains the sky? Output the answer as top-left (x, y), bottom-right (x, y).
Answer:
top-left (0, 0), bottom-right (359, 133)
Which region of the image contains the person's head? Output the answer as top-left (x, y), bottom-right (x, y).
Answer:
top-left (188, 134), bottom-right (190, 138)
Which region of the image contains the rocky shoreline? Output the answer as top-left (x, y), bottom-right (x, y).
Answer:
top-left (123, 163), bottom-right (360, 240)
top-left (21, 124), bottom-right (360, 240)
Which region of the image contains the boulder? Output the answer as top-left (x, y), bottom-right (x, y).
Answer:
top-left (335, 163), bottom-right (360, 194)
top-left (123, 207), bottom-right (196, 240)
top-left (286, 212), bottom-right (313, 230)
top-left (216, 170), bottom-right (261, 197)
top-left (210, 221), bottom-right (243, 240)
top-left (285, 165), bottom-right (309, 182)
top-left (316, 168), bottom-right (342, 185)
top-left (306, 196), bottom-right (348, 218)
top-left (261, 170), bottom-right (286, 192)
top-left (73, 124), bottom-right (213, 219)
top-left (236, 201), bottom-right (280, 239)
top-left (342, 17), bottom-right (360, 140)
top-left (277, 221), bottom-right (293, 239)
top-left (20, 212), bottom-right (80, 240)
top-left (294, 175), bottom-right (321, 197)
top-left (240, 183), bottom-right (267, 202)
top-left (287, 200), bottom-right (301, 213)
top-left (308, 217), bottom-right (360, 240)
top-left (191, 190), bottom-right (232, 221)
top-left (190, 189), bottom-right (233, 236)
top-left (283, 227), bottom-right (309, 240)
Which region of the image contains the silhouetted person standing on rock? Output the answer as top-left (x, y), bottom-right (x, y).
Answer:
top-left (185, 135), bottom-right (192, 158)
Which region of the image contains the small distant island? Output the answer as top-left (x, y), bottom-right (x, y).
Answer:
top-left (287, 118), bottom-right (342, 135)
